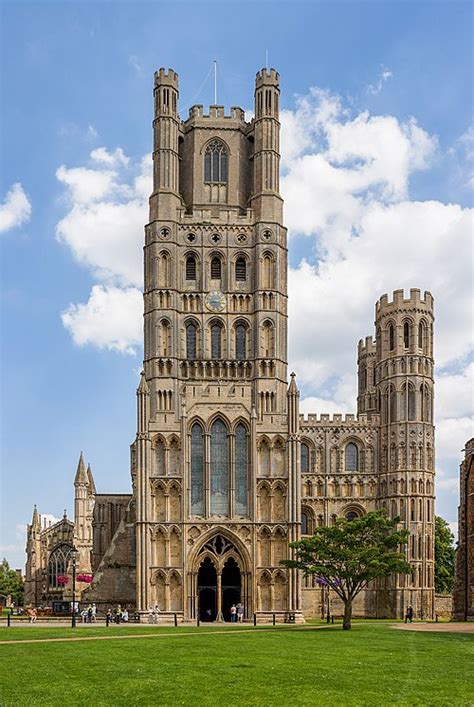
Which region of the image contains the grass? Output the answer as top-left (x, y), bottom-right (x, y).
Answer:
top-left (0, 623), bottom-right (472, 706)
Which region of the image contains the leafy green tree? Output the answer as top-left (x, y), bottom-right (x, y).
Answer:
top-left (281, 511), bottom-right (411, 630)
top-left (0, 558), bottom-right (24, 607)
top-left (434, 516), bottom-right (455, 594)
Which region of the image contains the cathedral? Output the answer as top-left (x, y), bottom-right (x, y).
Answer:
top-left (24, 67), bottom-right (436, 621)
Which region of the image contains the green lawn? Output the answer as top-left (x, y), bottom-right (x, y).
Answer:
top-left (0, 623), bottom-right (472, 706)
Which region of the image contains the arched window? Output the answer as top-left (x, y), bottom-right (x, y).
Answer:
top-left (191, 423), bottom-right (204, 515)
top-left (155, 439), bottom-right (165, 475)
top-left (418, 321), bottom-right (424, 349)
top-left (186, 323), bottom-right (197, 359)
top-left (301, 512), bottom-right (309, 535)
top-left (210, 257), bottom-right (221, 280)
top-left (204, 140), bottom-right (228, 184)
top-left (211, 322), bottom-right (222, 359)
top-left (158, 320), bottom-right (170, 357)
top-left (403, 321), bottom-right (410, 349)
top-left (210, 419), bottom-right (229, 515)
top-left (301, 443), bottom-right (310, 473)
top-left (389, 324), bottom-right (395, 351)
top-left (48, 545), bottom-right (73, 588)
top-left (235, 257), bottom-right (247, 281)
top-left (157, 252), bottom-right (170, 288)
top-left (261, 320), bottom-right (274, 357)
top-left (235, 324), bottom-right (246, 360)
top-left (389, 386), bottom-right (397, 422)
top-left (346, 511), bottom-right (358, 521)
top-left (262, 254), bottom-right (273, 289)
top-left (345, 443), bottom-right (358, 471)
top-left (235, 423), bottom-right (248, 515)
top-left (186, 255), bottom-right (196, 280)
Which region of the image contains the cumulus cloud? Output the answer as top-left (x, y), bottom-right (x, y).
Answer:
top-left (61, 285), bottom-right (142, 354)
top-left (90, 147), bottom-right (130, 168)
top-left (0, 183), bottom-right (32, 233)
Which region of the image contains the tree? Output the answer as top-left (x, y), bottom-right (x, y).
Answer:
top-left (281, 511), bottom-right (411, 630)
top-left (434, 516), bottom-right (455, 594)
top-left (0, 558), bottom-right (24, 607)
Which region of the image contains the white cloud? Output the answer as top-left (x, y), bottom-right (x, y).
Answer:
top-left (436, 417), bottom-right (474, 460)
top-left (367, 66), bottom-right (393, 96)
top-left (90, 147), bottom-right (130, 168)
top-left (56, 165), bottom-right (122, 204)
top-left (128, 54), bottom-right (143, 76)
top-left (61, 285), bottom-right (142, 354)
top-left (0, 183), bottom-right (32, 233)
top-left (436, 363), bottom-right (474, 420)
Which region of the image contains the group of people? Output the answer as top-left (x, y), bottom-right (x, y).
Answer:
top-left (80, 604), bottom-right (97, 622)
top-left (105, 605), bottom-right (129, 626)
top-left (148, 605), bottom-right (160, 623)
top-left (230, 603), bottom-right (244, 622)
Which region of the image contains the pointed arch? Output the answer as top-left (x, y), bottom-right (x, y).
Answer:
top-left (210, 418), bottom-right (229, 516)
top-left (190, 422), bottom-right (204, 515)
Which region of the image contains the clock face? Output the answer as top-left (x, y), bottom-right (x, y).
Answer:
top-left (205, 290), bottom-right (226, 312)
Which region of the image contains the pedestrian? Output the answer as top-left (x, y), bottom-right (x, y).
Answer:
top-left (87, 604), bottom-right (93, 623)
top-left (230, 604), bottom-right (237, 622)
top-left (237, 602), bottom-right (244, 622)
top-left (148, 606), bottom-right (154, 624)
top-left (106, 609), bottom-right (112, 627)
top-left (91, 603), bottom-right (97, 622)
top-left (405, 605), bottom-right (414, 623)
top-left (154, 604), bottom-right (160, 623)
top-left (122, 608), bottom-right (129, 622)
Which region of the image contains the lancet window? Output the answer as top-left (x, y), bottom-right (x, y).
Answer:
top-left (48, 545), bottom-right (73, 588)
top-left (204, 140), bottom-right (228, 184)
top-left (345, 443), bottom-right (359, 472)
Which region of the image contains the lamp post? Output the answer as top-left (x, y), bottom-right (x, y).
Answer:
top-left (71, 548), bottom-right (78, 629)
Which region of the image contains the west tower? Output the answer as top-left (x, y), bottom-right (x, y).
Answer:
top-left (134, 68), bottom-right (302, 621)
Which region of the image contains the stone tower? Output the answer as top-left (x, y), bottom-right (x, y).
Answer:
top-left (373, 289), bottom-right (435, 618)
top-left (73, 452), bottom-right (94, 575)
top-left (133, 67), bottom-right (302, 621)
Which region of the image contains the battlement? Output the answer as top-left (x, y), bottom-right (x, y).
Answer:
top-left (299, 413), bottom-right (374, 425)
top-left (255, 67), bottom-right (280, 88)
top-left (376, 288), bottom-right (434, 316)
top-left (357, 335), bottom-right (376, 356)
top-left (186, 104), bottom-right (247, 122)
top-left (154, 67), bottom-right (179, 87)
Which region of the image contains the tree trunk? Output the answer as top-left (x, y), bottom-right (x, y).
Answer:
top-left (342, 598), bottom-right (352, 630)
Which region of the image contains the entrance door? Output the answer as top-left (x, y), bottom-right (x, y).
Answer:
top-left (198, 557), bottom-right (217, 621)
top-left (221, 557), bottom-right (241, 622)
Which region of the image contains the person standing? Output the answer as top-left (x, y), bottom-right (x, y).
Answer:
top-left (106, 609), bottom-right (112, 627)
top-left (230, 604), bottom-right (237, 622)
top-left (91, 603), bottom-right (97, 622)
top-left (405, 605), bottom-right (414, 623)
top-left (237, 603), bottom-right (244, 623)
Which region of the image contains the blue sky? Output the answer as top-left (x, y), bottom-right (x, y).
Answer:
top-left (1, 0), bottom-right (473, 569)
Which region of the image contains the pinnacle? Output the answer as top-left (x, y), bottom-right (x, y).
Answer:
top-left (288, 371), bottom-right (299, 394)
top-left (137, 370), bottom-right (150, 394)
top-left (87, 463), bottom-right (97, 495)
top-left (74, 451), bottom-right (88, 485)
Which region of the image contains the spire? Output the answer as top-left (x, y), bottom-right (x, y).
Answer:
top-left (74, 451), bottom-right (88, 485)
top-left (87, 464), bottom-right (97, 495)
top-left (31, 504), bottom-right (40, 527)
top-left (137, 370), bottom-right (149, 395)
top-left (288, 371), bottom-right (299, 395)
top-left (63, 509), bottom-right (67, 519)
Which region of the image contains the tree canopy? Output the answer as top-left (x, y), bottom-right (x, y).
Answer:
top-left (281, 511), bottom-right (411, 629)
top-left (434, 516), bottom-right (456, 594)
top-left (0, 558), bottom-right (24, 606)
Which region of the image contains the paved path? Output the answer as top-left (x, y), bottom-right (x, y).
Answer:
top-left (392, 622), bottom-right (474, 634)
top-left (0, 624), bottom-right (331, 646)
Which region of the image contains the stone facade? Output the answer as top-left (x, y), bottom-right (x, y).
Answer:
top-left (25, 67), bottom-right (436, 620)
top-left (453, 438), bottom-right (474, 620)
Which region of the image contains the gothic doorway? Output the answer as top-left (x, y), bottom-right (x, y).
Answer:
top-left (198, 557), bottom-right (217, 621)
top-left (193, 534), bottom-right (249, 622)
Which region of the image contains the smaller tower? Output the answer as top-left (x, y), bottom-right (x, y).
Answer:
top-left (151, 68), bottom-right (181, 220)
top-left (24, 505), bottom-right (42, 606)
top-left (374, 289), bottom-right (435, 619)
top-left (74, 452), bottom-right (94, 574)
top-left (252, 68), bottom-right (282, 222)
top-left (357, 336), bottom-right (377, 416)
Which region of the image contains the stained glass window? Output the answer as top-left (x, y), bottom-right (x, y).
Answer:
top-left (204, 140), bottom-right (228, 184)
top-left (211, 324), bottom-right (222, 359)
top-left (210, 419), bottom-right (229, 515)
top-left (48, 545), bottom-right (73, 588)
top-left (301, 512), bottom-right (309, 535)
top-left (235, 423), bottom-right (248, 515)
top-left (235, 324), bottom-right (246, 359)
top-left (186, 323), bottom-right (197, 359)
top-left (404, 321), bottom-right (410, 348)
top-left (301, 443), bottom-right (310, 473)
top-left (345, 443), bottom-right (358, 471)
top-left (191, 423), bottom-right (204, 515)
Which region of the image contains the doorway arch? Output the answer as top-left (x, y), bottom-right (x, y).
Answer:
top-left (192, 532), bottom-right (250, 622)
